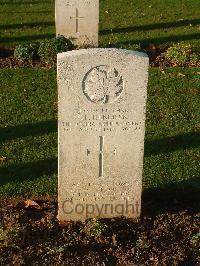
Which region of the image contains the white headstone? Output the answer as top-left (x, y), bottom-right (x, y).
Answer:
top-left (55, 0), bottom-right (99, 47)
top-left (57, 48), bottom-right (149, 221)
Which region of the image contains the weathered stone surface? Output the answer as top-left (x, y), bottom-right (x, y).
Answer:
top-left (57, 48), bottom-right (149, 221)
top-left (55, 0), bottom-right (99, 47)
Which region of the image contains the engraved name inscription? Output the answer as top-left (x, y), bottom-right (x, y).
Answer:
top-left (61, 108), bottom-right (142, 132)
top-left (65, 0), bottom-right (91, 7)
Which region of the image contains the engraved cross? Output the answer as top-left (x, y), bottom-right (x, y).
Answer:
top-left (99, 136), bottom-right (104, 177)
top-left (70, 8), bottom-right (85, 33)
top-left (87, 136), bottom-right (116, 178)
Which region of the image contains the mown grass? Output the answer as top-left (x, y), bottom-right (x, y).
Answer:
top-left (0, 69), bottom-right (57, 197)
top-left (0, 68), bottom-right (199, 197)
top-left (0, 0), bottom-right (199, 47)
top-left (0, 0), bottom-right (55, 46)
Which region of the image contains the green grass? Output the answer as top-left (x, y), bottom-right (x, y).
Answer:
top-left (0, 0), bottom-right (199, 202)
top-left (0, 69), bottom-right (57, 197)
top-left (0, 0), bottom-right (199, 47)
top-left (0, 68), bottom-right (199, 197)
top-left (145, 68), bottom-right (200, 190)
top-left (0, 0), bottom-right (55, 47)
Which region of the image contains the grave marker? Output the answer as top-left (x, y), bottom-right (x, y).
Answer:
top-left (55, 0), bottom-right (99, 47)
top-left (57, 48), bottom-right (149, 221)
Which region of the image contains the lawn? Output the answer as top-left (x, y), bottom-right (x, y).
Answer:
top-left (0, 0), bottom-right (199, 206)
top-left (0, 0), bottom-right (200, 48)
top-left (0, 1), bottom-right (200, 264)
top-left (0, 68), bottom-right (199, 198)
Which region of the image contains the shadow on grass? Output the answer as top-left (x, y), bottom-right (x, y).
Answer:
top-left (107, 33), bottom-right (200, 46)
top-left (0, 11), bottom-right (52, 14)
top-left (1, 121), bottom-right (199, 153)
top-left (0, 158), bottom-right (199, 216)
top-left (1, 34), bottom-right (55, 43)
top-left (1, 160), bottom-right (198, 215)
top-left (142, 176), bottom-right (200, 216)
top-left (100, 18), bottom-right (200, 35)
top-left (144, 132), bottom-right (200, 156)
top-left (0, 120), bottom-right (57, 141)
top-left (0, 22), bottom-right (54, 30)
top-left (0, 158), bottom-right (57, 185)
top-left (0, 119), bottom-right (199, 213)
top-left (0, 1), bottom-right (50, 5)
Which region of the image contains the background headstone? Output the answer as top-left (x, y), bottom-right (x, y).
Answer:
top-left (55, 0), bottom-right (99, 47)
top-left (58, 48), bottom-right (149, 221)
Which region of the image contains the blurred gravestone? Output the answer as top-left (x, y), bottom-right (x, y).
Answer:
top-left (55, 0), bottom-right (99, 47)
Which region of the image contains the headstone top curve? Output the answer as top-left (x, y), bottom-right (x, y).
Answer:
top-left (57, 48), bottom-right (149, 60)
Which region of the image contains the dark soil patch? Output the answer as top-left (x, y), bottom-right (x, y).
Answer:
top-left (0, 46), bottom-right (13, 59)
top-left (0, 45), bottom-right (166, 69)
top-left (0, 44), bottom-right (200, 69)
top-left (0, 55), bottom-right (52, 69)
top-left (0, 193), bottom-right (199, 266)
top-left (0, 47), bottom-right (52, 68)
